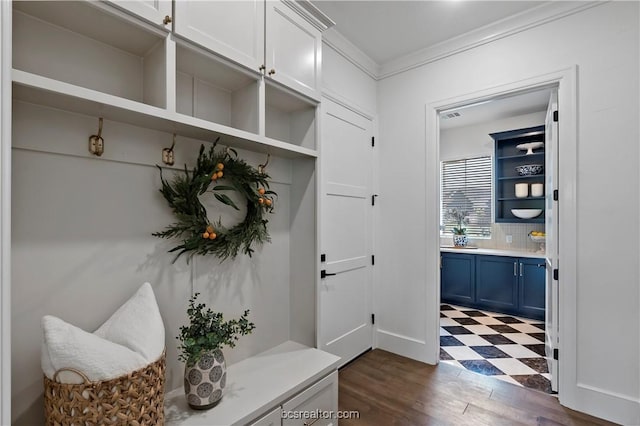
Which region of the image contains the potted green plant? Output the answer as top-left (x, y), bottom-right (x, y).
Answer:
top-left (178, 293), bottom-right (255, 410)
top-left (448, 208), bottom-right (469, 247)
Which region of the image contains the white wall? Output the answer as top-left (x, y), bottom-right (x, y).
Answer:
top-left (377, 2), bottom-right (639, 424)
top-left (440, 111), bottom-right (545, 161)
top-left (10, 101), bottom-right (297, 424)
top-left (440, 111), bottom-right (546, 251)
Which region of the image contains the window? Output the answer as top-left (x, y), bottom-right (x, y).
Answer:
top-left (441, 156), bottom-right (492, 237)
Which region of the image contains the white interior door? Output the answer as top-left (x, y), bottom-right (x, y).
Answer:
top-left (319, 98), bottom-right (373, 366)
top-left (545, 90), bottom-right (559, 392)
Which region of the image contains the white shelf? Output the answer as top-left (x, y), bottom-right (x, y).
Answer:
top-left (12, 70), bottom-right (318, 159)
top-left (164, 341), bottom-right (340, 425)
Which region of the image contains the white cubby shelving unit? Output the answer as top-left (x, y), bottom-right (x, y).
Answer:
top-left (6, 0), bottom-right (338, 424)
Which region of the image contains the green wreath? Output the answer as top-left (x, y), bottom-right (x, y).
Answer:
top-left (154, 143), bottom-right (277, 262)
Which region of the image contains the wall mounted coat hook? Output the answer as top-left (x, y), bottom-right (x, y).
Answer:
top-left (258, 153), bottom-right (270, 174)
top-left (162, 133), bottom-right (176, 166)
top-left (88, 117), bottom-right (105, 156)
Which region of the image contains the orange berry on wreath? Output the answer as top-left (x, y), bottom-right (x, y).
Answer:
top-left (258, 198), bottom-right (264, 204)
top-left (216, 163), bottom-right (224, 171)
top-left (203, 232), bottom-right (210, 239)
top-left (265, 199), bottom-right (272, 206)
top-left (210, 233), bottom-right (217, 240)
top-left (217, 171), bottom-right (224, 178)
top-left (206, 225), bottom-right (214, 234)
top-left (258, 188), bottom-right (266, 195)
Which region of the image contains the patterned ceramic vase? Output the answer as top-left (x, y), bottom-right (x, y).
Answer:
top-left (453, 234), bottom-right (468, 247)
top-left (184, 349), bottom-right (227, 410)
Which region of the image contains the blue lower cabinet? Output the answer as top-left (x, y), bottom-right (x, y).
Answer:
top-left (475, 255), bottom-right (519, 315)
top-left (518, 258), bottom-right (546, 321)
top-left (440, 252), bottom-right (545, 320)
top-left (440, 253), bottom-right (475, 306)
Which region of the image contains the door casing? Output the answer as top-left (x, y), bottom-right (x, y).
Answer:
top-left (426, 67), bottom-right (577, 408)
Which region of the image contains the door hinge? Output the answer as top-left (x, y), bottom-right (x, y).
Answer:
top-left (553, 348), bottom-right (559, 360)
top-left (553, 268), bottom-right (559, 280)
top-left (320, 253), bottom-right (326, 262)
top-left (553, 189), bottom-right (558, 201)
top-left (553, 110), bottom-right (558, 122)
top-left (371, 314), bottom-right (375, 325)
top-left (371, 194), bottom-right (378, 206)
top-left (371, 255), bottom-right (375, 265)
top-left (371, 136), bottom-right (375, 147)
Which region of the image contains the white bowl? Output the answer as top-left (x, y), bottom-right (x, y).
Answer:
top-left (511, 209), bottom-right (542, 219)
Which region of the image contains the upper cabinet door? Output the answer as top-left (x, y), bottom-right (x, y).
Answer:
top-left (265, 1), bottom-right (321, 101)
top-left (174, 0), bottom-right (265, 72)
top-left (107, 1), bottom-right (173, 29)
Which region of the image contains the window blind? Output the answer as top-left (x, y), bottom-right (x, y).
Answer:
top-left (441, 156), bottom-right (492, 237)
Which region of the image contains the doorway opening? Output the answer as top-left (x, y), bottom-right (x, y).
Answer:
top-left (436, 87), bottom-right (559, 394)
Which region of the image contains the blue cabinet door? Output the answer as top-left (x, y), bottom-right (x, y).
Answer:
top-left (518, 258), bottom-right (546, 320)
top-left (475, 255), bottom-right (519, 315)
top-left (440, 253), bottom-right (475, 306)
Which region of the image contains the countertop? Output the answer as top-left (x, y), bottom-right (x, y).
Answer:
top-left (440, 246), bottom-right (546, 259)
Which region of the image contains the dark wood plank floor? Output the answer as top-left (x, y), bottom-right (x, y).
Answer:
top-left (338, 349), bottom-right (617, 426)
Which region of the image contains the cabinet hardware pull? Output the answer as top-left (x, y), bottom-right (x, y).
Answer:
top-left (163, 15), bottom-right (172, 25)
top-left (259, 64), bottom-right (266, 72)
top-left (537, 263), bottom-right (546, 268)
top-left (268, 68), bottom-right (276, 76)
top-left (520, 262), bottom-right (523, 277)
top-left (513, 262), bottom-right (517, 276)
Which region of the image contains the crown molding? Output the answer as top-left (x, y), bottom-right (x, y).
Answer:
top-left (322, 28), bottom-right (380, 80)
top-left (322, 1), bottom-right (604, 81)
top-left (377, 1), bottom-right (604, 80)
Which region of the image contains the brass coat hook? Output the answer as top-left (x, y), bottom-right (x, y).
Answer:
top-left (258, 153), bottom-right (270, 174)
top-left (162, 133), bottom-right (176, 166)
top-left (88, 117), bottom-right (105, 156)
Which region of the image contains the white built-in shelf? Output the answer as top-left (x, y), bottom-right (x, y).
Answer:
top-left (164, 341), bottom-right (340, 425)
top-left (12, 70), bottom-right (317, 159)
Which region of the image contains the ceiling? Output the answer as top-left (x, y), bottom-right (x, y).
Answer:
top-left (312, 1), bottom-right (548, 64)
top-left (439, 88), bottom-right (552, 130)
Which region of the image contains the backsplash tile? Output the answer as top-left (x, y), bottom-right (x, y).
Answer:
top-left (441, 223), bottom-right (545, 252)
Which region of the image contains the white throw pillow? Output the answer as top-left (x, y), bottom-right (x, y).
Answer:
top-left (41, 315), bottom-right (148, 383)
top-left (41, 282), bottom-right (165, 383)
top-left (94, 282), bottom-right (165, 363)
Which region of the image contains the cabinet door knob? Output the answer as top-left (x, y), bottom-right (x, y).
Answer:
top-left (259, 64), bottom-right (266, 72)
top-left (163, 15), bottom-right (172, 25)
top-left (268, 68), bottom-right (276, 76)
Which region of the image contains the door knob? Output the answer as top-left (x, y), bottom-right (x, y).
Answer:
top-left (321, 270), bottom-right (336, 279)
top-left (163, 15), bottom-right (172, 25)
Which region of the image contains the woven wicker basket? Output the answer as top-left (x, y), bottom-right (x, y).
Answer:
top-left (44, 351), bottom-right (166, 426)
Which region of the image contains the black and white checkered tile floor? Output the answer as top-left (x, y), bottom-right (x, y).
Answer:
top-left (440, 304), bottom-right (552, 393)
